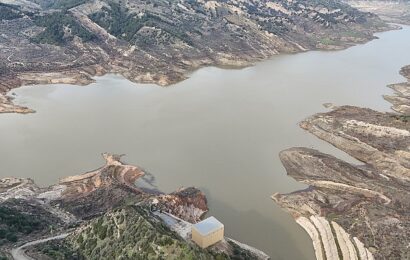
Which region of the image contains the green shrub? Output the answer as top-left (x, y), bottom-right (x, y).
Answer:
top-left (32, 11), bottom-right (95, 45)
top-left (88, 2), bottom-right (193, 45)
top-left (0, 3), bottom-right (22, 20)
top-left (70, 206), bottom-right (219, 259)
top-left (97, 224), bottom-right (108, 240)
top-left (0, 206), bottom-right (43, 242)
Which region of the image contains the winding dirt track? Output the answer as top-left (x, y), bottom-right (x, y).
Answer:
top-left (11, 233), bottom-right (69, 260)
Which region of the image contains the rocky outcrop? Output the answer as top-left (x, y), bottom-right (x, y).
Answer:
top-left (44, 153), bottom-right (210, 222)
top-left (0, 153), bottom-right (148, 222)
top-left (0, 94), bottom-right (34, 114)
top-left (158, 187), bottom-right (208, 223)
top-left (273, 146), bottom-right (409, 259)
top-left (293, 215), bottom-right (372, 260)
top-left (273, 66), bottom-right (410, 259)
top-left (384, 65), bottom-right (410, 114)
top-left (300, 106), bottom-right (410, 181)
top-left (0, 177), bottom-right (39, 202)
top-left (59, 153), bottom-right (145, 199)
top-left (0, 154), bottom-right (210, 225)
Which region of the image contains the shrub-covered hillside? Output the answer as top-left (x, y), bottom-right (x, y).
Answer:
top-left (67, 206), bottom-right (228, 260)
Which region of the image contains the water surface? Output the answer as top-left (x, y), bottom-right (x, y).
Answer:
top-left (2, 26), bottom-right (410, 259)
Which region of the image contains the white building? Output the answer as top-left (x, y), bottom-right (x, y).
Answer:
top-left (191, 216), bottom-right (224, 248)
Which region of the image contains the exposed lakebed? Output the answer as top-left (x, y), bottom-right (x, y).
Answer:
top-left (1, 26), bottom-right (410, 259)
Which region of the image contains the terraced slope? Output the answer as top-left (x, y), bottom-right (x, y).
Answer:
top-left (273, 66), bottom-right (410, 259)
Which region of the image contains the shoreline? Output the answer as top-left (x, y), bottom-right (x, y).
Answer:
top-left (0, 23), bottom-right (396, 114)
top-left (0, 153), bottom-right (269, 259)
top-left (273, 64), bottom-right (410, 259)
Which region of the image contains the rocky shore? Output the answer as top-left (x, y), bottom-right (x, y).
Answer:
top-left (272, 67), bottom-right (410, 259)
top-left (0, 0), bottom-right (390, 114)
top-left (0, 153), bottom-right (268, 259)
top-left (384, 65), bottom-right (410, 115)
top-left (348, 0), bottom-right (410, 25)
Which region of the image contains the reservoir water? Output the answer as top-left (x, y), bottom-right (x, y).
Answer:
top-left (1, 26), bottom-right (410, 259)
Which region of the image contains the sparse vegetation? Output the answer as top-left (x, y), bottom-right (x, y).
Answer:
top-left (320, 37), bottom-right (336, 45)
top-left (0, 0), bottom-right (388, 91)
top-left (392, 114), bottom-right (410, 123)
top-left (32, 11), bottom-right (95, 45)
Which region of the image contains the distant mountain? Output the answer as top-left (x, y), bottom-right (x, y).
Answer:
top-left (346, 0), bottom-right (410, 24)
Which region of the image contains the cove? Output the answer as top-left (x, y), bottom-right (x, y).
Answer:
top-left (1, 25), bottom-right (410, 259)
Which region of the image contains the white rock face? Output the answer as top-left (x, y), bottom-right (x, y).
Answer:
top-left (310, 216), bottom-right (339, 260)
top-left (37, 185), bottom-right (66, 201)
top-left (296, 217), bottom-right (325, 260)
top-left (354, 237), bottom-right (374, 260)
top-left (204, 1), bottom-right (220, 10)
top-left (344, 119), bottom-right (410, 137)
top-left (332, 221), bottom-right (358, 260)
top-left (0, 177), bottom-right (39, 202)
top-left (266, 2), bottom-right (291, 15)
top-left (296, 215), bottom-right (374, 260)
top-left (304, 180), bottom-right (391, 204)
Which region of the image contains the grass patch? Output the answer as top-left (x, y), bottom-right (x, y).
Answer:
top-left (320, 37), bottom-right (336, 45)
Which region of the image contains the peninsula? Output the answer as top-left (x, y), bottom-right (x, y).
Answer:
top-left (273, 65), bottom-right (410, 259)
top-left (0, 153), bottom-right (269, 259)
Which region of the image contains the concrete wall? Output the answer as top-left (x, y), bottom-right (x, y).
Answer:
top-left (192, 226), bottom-right (224, 248)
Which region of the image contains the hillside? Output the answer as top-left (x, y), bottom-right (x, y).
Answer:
top-left (26, 206), bottom-right (225, 259)
top-left (0, 154), bottom-right (269, 259)
top-left (273, 65), bottom-right (410, 259)
top-left (0, 0), bottom-right (389, 113)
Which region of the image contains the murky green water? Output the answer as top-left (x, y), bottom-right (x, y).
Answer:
top-left (1, 26), bottom-right (410, 259)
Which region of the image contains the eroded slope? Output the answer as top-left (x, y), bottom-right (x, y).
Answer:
top-left (0, 153), bottom-right (268, 259)
top-left (273, 67), bottom-right (410, 259)
top-left (0, 0), bottom-right (389, 113)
